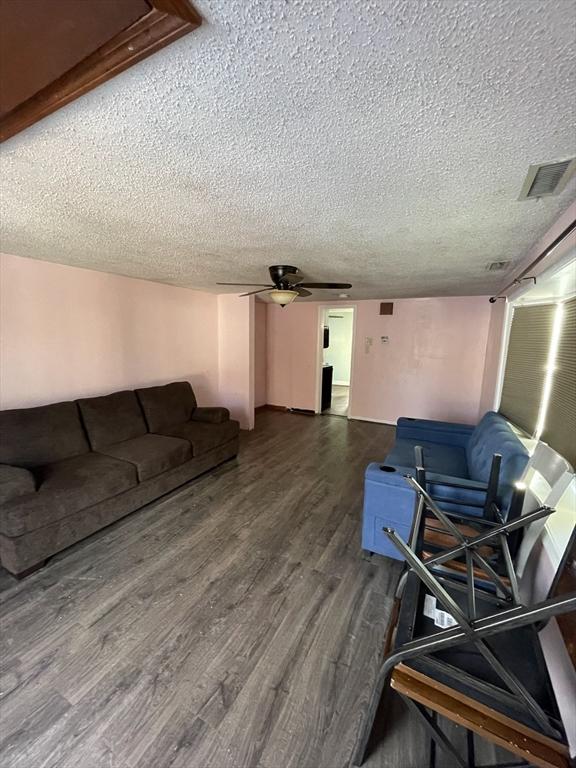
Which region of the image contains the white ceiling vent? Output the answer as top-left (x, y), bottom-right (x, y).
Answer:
top-left (487, 260), bottom-right (511, 272)
top-left (518, 158), bottom-right (576, 200)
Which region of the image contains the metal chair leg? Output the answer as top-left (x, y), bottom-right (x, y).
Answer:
top-left (401, 695), bottom-right (468, 768)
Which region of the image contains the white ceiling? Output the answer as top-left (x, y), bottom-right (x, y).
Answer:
top-left (1, 0), bottom-right (575, 299)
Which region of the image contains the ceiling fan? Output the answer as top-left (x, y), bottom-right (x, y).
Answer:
top-left (217, 265), bottom-right (352, 307)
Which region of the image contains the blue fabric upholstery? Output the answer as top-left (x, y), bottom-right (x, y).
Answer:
top-left (362, 463), bottom-right (415, 561)
top-left (396, 417), bottom-right (475, 448)
top-left (362, 411), bottom-right (530, 559)
top-left (385, 438), bottom-right (469, 477)
top-left (425, 472), bottom-right (488, 516)
top-left (465, 412), bottom-right (530, 509)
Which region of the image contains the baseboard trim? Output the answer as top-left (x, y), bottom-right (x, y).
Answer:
top-left (256, 404), bottom-right (288, 413)
top-left (348, 415), bottom-right (396, 426)
top-left (287, 408), bottom-right (315, 416)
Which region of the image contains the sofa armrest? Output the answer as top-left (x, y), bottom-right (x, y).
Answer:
top-left (396, 417), bottom-right (475, 447)
top-left (191, 407), bottom-right (230, 424)
top-left (0, 464), bottom-right (36, 504)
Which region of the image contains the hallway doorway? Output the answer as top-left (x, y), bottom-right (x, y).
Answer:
top-left (320, 307), bottom-right (355, 417)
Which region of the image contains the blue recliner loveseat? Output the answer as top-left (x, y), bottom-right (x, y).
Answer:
top-left (362, 411), bottom-right (530, 560)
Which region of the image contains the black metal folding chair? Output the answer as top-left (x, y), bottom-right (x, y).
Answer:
top-left (352, 491), bottom-right (576, 768)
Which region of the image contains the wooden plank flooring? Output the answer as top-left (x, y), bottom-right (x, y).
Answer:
top-left (0, 411), bottom-right (505, 767)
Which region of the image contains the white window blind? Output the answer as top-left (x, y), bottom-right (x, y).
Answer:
top-left (541, 297), bottom-right (576, 468)
top-left (499, 304), bottom-right (557, 435)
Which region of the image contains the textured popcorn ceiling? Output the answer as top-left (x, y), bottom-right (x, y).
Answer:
top-left (1, 0), bottom-right (575, 299)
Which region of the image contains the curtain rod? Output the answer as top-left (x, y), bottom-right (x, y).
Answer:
top-left (489, 218), bottom-right (576, 303)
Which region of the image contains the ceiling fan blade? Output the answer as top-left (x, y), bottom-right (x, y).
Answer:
top-left (296, 288), bottom-right (312, 297)
top-left (279, 273), bottom-right (303, 285)
top-left (297, 282), bottom-right (352, 290)
top-left (239, 288), bottom-right (273, 297)
top-left (217, 282), bottom-right (272, 287)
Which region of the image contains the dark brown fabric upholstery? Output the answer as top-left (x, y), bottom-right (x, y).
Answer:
top-left (191, 407), bottom-right (230, 424)
top-left (0, 453), bottom-right (138, 537)
top-left (0, 437), bottom-right (239, 574)
top-left (0, 401), bottom-right (89, 468)
top-left (157, 419), bottom-right (240, 456)
top-left (136, 382), bottom-right (197, 432)
top-left (97, 434), bottom-right (192, 482)
top-left (78, 390), bottom-right (147, 450)
top-left (0, 465), bottom-right (36, 505)
top-left (0, 379), bottom-right (240, 576)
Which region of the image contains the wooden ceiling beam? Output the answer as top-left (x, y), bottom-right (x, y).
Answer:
top-left (0, 0), bottom-right (201, 143)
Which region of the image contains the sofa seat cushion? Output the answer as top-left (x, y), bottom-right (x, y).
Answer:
top-left (157, 419), bottom-right (240, 456)
top-left (97, 434), bottom-right (192, 482)
top-left (0, 453), bottom-right (138, 537)
top-left (385, 438), bottom-right (469, 478)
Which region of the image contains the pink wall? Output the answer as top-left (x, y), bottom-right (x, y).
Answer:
top-left (217, 294), bottom-right (254, 430)
top-left (0, 252), bottom-right (220, 409)
top-left (266, 297), bottom-right (491, 424)
top-left (254, 301), bottom-right (267, 408)
top-left (266, 303), bottom-right (319, 410)
top-left (350, 298), bottom-right (491, 424)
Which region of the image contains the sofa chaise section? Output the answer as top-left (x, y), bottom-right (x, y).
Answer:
top-left (135, 382), bottom-right (240, 457)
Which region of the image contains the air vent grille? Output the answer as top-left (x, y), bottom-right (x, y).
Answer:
top-left (519, 158), bottom-right (576, 200)
top-left (487, 260), bottom-right (511, 272)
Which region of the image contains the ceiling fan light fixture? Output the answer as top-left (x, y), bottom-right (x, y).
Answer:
top-left (269, 289), bottom-right (298, 307)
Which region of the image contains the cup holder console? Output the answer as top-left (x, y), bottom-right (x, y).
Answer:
top-left (379, 465), bottom-right (396, 473)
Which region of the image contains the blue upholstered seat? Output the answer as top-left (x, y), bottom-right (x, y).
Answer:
top-left (385, 438), bottom-right (469, 477)
top-left (362, 411), bottom-right (530, 560)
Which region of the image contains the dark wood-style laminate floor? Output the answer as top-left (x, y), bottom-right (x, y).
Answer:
top-left (0, 412), bottom-right (506, 768)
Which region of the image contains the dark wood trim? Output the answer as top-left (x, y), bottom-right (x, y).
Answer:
top-left (391, 664), bottom-right (569, 768)
top-left (152, 0), bottom-right (201, 23)
top-left (0, 0), bottom-right (201, 142)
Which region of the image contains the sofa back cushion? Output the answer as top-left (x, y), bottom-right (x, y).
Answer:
top-left (136, 382), bottom-right (197, 432)
top-left (78, 390), bottom-right (147, 450)
top-left (466, 411), bottom-right (529, 494)
top-left (0, 401), bottom-right (89, 468)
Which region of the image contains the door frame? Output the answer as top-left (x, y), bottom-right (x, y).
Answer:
top-left (314, 304), bottom-right (358, 417)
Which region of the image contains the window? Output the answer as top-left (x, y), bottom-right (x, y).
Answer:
top-left (541, 297), bottom-right (576, 468)
top-left (499, 304), bottom-right (557, 435)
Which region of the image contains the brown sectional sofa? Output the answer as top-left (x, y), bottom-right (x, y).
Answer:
top-left (0, 381), bottom-right (239, 577)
